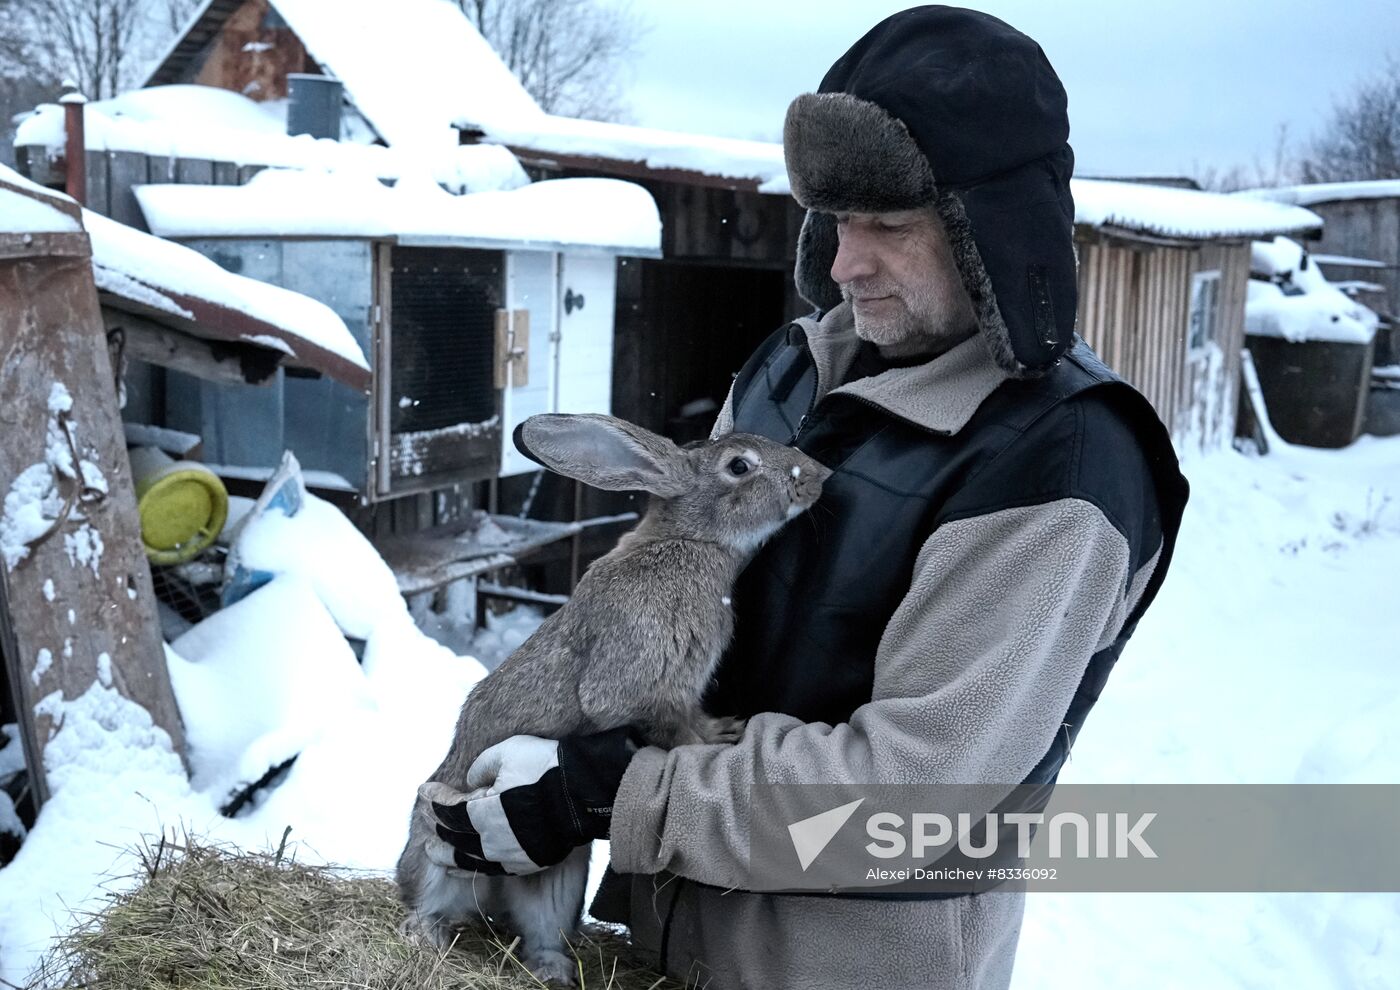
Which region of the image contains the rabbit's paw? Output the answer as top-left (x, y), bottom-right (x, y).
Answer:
top-left (526, 948), bottom-right (578, 986)
top-left (399, 911), bottom-right (456, 950)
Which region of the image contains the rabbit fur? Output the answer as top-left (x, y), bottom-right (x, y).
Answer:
top-left (396, 413), bottom-right (831, 984)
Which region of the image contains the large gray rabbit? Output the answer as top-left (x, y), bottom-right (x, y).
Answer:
top-left (395, 412), bottom-right (830, 984)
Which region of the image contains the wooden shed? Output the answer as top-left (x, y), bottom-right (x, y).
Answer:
top-left (1070, 179), bottom-right (1322, 450)
top-left (1237, 180), bottom-right (1400, 365)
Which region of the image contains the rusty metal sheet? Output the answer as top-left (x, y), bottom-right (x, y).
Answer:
top-left (1, 174), bottom-right (189, 808)
top-left (95, 284), bottom-right (371, 393)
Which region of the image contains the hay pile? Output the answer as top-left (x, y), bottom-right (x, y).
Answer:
top-left (32, 832), bottom-right (689, 990)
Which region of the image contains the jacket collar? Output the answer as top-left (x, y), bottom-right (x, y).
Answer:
top-left (792, 301), bottom-right (1010, 436)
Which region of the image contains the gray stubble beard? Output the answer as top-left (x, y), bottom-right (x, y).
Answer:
top-left (842, 279), bottom-right (978, 359)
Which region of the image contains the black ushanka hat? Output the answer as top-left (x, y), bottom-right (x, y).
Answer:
top-left (784, 5), bottom-right (1077, 377)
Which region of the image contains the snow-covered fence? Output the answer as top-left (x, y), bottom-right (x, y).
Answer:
top-left (19, 144), bottom-right (265, 234)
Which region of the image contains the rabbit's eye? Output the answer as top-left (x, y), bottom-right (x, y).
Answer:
top-left (727, 457), bottom-right (751, 476)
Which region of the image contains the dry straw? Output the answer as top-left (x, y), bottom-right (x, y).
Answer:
top-left (27, 829), bottom-right (695, 990)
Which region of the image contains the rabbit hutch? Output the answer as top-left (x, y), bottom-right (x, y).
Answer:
top-left (129, 170), bottom-right (660, 596)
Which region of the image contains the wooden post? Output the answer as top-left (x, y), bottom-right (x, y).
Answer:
top-left (61, 92), bottom-right (87, 207)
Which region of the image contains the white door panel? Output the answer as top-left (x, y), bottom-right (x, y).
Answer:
top-left (554, 254), bottom-right (616, 417)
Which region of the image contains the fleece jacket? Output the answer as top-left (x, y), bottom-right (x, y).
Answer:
top-left (591, 301), bottom-right (1188, 990)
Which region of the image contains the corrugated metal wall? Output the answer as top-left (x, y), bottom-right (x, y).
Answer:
top-left (1074, 230), bottom-right (1249, 449)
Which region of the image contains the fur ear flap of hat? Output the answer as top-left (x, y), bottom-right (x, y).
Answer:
top-left (784, 93), bottom-right (937, 214)
top-left (793, 210), bottom-right (844, 314)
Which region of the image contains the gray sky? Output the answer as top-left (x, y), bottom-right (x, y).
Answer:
top-left (623, 1), bottom-right (1399, 181)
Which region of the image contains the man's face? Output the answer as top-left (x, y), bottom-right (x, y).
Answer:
top-left (830, 207), bottom-right (978, 358)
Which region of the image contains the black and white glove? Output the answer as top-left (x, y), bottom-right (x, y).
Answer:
top-left (421, 725), bottom-right (643, 876)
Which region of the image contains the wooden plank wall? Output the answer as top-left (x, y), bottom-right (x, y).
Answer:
top-left (1074, 230), bottom-right (1250, 449)
top-left (1306, 197), bottom-right (1400, 319)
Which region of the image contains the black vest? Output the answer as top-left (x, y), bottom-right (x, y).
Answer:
top-left (703, 323), bottom-right (1189, 792)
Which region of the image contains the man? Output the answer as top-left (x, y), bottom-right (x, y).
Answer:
top-left (427, 7), bottom-right (1188, 988)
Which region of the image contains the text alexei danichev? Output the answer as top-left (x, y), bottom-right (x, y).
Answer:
top-left (866, 867), bottom-right (982, 881)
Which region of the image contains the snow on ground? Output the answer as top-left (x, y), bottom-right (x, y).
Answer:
top-left (0, 488), bottom-right (495, 986)
top-left (1, 432), bottom-right (1397, 987)
top-left (1013, 433), bottom-right (1400, 990)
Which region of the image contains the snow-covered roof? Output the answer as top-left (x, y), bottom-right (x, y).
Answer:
top-left (87, 209), bottom-right (371, 388)
top-left (482, 115), bottom-right (790, 189)
top-left (0, 164), bottom-right (81, 234)
top-left (145, 0), bottom-right (542, 147)
top-left (1236, 180), bottom-right (1400, 207)
top-left (1313, 253), bottom-right (1390, 270)
top-left (15, 86), bottom-right (529, 195)
top-left (134, 169), bottom-right (662, 256)
top-left (1246, 236), bottom-right (1378, 345)
top-left (1073, 178), bottom-right (1322, 240)
top-left (14, 82), bottom-right (791, 194)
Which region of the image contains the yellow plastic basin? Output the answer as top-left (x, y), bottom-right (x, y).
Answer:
top-left (131, 450), bottom-right (229, 565)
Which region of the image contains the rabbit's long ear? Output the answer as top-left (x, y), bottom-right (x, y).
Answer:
top-left (517, 414), bottom-right (689, 497)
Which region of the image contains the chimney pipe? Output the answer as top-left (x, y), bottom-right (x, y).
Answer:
top-left (60, 91), bottom-right (87, 206)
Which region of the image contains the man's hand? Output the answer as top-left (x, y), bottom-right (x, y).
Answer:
top-left (421, 726), bottom-right (643, 876)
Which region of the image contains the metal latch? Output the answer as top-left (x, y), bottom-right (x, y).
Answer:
top-left (494, 308), bottom-right (530, 388)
